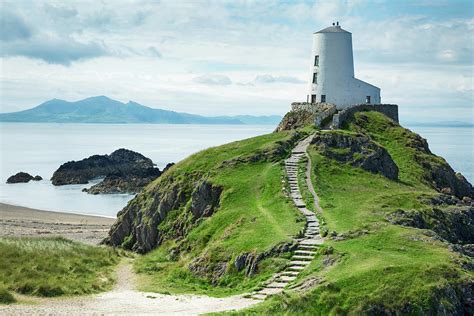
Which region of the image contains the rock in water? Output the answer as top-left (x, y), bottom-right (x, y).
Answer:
top-left (51, 148), bottom-right (157, 186)
top-left (7, 172), bottom-right (42, 183)
top-left (82, 169), bottom-right (161, 194)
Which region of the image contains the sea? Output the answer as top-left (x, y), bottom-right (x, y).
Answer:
top-left (0, 123), bottom-right (472, 217)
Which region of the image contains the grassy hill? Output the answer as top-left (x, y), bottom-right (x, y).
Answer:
top-left (104, 110), bottom-right (472, 313)
top-left (236, 111), bottom-right (473, 314)
top-left (105, 128), bottom-right (315, 296)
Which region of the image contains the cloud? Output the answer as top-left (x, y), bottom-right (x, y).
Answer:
top-left (193, 74), bottom-right (232, 85)
top-left (2, 35), bottom-right (108, 66)
top-left (0, 10), bottom-right (32, 41)
top-left (43, 3), bottom-right (78, 19)
top-left (254, 74), bottom-right (305, 84)
top-left (147, 46), bottom-right (162, 58)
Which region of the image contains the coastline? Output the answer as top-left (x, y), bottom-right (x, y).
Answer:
top-left (0, 203), bottom-right (116, 245)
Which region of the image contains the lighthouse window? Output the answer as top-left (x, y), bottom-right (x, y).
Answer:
top-left (321, 95), bottom-right (326, 103)
top-left (312, 73), bottom-right (318, 84)
top-left (314, 55), bottom-right (319, 66)
top-left (366, 96), bottom-right (371, 104)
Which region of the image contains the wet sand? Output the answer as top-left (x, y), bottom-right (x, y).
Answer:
top-left (0, 203), bottom-right (116, 245)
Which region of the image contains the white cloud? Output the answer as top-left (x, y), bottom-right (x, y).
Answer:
top-left (254, 74), bottom-right (305, 84)
top-left (193, 74), bottom-right (232, 86)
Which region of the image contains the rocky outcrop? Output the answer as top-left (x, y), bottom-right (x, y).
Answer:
top-left (51, 149), bottom-right (170, 194)
top-left (84, 163), bottom-right (174, 194)
top-left (351, 112), bottom-right (473, 199)
top-left (82, 170), bottom-right (159, 194)
top-left (359, 279), bottom-right (473, 316)
top-left (234, 241), bottom-right (298, 276)
top-left (388, 194), bottom-right (474, 246)
top-left (103, 179), bottom-right (223, 253)
top-left (275, 103), bottom-right (337, 131)
top-left (6, 172), bottom-right (42, 183)
top-left (311, 132), bottom-right (399, 180)
top-left (51, 148), bottom-right (157, 186)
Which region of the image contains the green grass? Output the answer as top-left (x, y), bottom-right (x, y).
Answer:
top-left (0, 237), bottom-right (119, 301)
top-left (234, 112), bottom-right (472, 314)
top-left (133, 130), bottom-right (309, 296)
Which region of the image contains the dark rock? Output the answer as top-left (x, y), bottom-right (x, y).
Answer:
top-left (51, 148), bottom-right (157, 186)
top-left (52, 148), bottom-right (170, 194)
top-left (6, 172), bottom-right (42, 183)
top-left (189, 181), bottom-right (223, 218)
top-left (311, 132), bottom-right (399, 180)
top-left (387, 201), bottom-right (474, 245)
top-left (103, 178), bottom-right (223, 253)
top-left (82, 168), bottom-right (161, 194)
top-left (234, 241), bottom-right (298, 277)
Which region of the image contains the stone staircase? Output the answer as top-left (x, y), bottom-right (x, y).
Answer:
top-left (250, 135), bottom-right (323, 300)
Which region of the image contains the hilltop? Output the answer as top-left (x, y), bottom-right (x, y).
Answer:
top-left (99, 105), bottom-right (473, 314)
top-left (0, 96), bottom-right (281, 125)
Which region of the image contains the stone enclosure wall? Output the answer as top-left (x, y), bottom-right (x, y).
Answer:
top-left (331, 104), bottom-right (398, 129)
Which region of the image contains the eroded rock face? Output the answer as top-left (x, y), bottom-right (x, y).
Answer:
top-left (103, 179), bottom-right (223, 253)
top-left (311, 132), bottom-right (399, 180)
top-left (6, 172), bottom-right (42, 183)
top-left (275, 103), bottom-right (337, 132)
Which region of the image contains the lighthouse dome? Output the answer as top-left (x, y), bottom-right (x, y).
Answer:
top-left (314, 25), bottom-right (351, 34)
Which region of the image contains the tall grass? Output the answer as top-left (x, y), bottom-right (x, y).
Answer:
top-left (0, 237), bottom-right (119, 301)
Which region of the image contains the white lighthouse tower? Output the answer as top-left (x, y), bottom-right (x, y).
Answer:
top-left (308, 22), bottom-right (380, 109)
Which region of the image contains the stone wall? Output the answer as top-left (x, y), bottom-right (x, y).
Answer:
top-left (331, 104), bottom-right (398, 129)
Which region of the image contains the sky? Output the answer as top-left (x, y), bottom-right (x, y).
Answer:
top-left (0, 0), bottom-right (473, 123)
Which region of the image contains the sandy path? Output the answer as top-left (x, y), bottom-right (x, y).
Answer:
top-left (0, 259), bottom-right (258, 315)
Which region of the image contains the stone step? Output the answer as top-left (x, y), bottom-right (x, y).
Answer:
top-left (288, 265), bottom-right (305, 271)
top-left (292, 255), bottom-right (313, 260)
top-left (289, 260), bottom-right (311, 266)
top-left (295, 250), bottom-right (316, 255)
top-left (299, 239), bottom-right (324, 246)
top-left (298, 245), bottom-right (318, 251)
top-left (259, 287), bottom-right (283, 295)
top-left (280, 270), bottom-right (299, 276)
top-left (251, 294), bottom-right (267, 300)
top-left (266, 282), bottom-right (288, 288)
top-left (278, 275), bottom-right (297, 282)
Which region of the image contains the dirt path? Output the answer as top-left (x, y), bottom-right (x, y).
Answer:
top-left (0, 259), bottom-right (258, 315)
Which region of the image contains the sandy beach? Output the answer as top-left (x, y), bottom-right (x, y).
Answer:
top-left (0, 203), bottom-right (116, 245)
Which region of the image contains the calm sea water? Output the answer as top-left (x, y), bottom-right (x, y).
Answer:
top-left (0, 123), bottom-right (472, 217)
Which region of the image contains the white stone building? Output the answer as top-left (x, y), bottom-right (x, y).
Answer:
top-left (307, 22), bottom-right (381, 109)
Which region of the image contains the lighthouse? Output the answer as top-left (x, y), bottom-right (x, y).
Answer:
top-left (308, 22), bottom-right (381, 109)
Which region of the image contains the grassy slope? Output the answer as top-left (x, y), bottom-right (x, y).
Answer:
top-left (0, 237), bottom-right (119, 303)
top-left (134, 130), bottom-right (312, 296)
top-left (237, 112), bottom-right (472, 314)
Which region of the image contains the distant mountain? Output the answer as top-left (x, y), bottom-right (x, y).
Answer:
top-left (0, 96), bottom-right (282, 125)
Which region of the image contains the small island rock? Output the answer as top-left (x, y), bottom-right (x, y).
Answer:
top-left (7, 172), bottom-right (42, 183)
